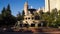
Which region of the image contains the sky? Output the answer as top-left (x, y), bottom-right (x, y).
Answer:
top-left (0, 0), bottom-right (45, 16)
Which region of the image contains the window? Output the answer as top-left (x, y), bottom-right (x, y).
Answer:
top-left (32, 17), bottom-right (34, 20)
top-left (23, 24), bottom-right (29, 27)
top-left (25, 18), bottom-right (27, 20)
top-left (28, 18), bottom-right (30, 19)
top-left (31, 24), bottom-right (35, 27)
top-left (35, 16), bottom-right (40, 20)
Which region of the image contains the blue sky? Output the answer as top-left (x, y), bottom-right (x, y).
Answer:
top-left (0, 0), bottom-right (45, 16)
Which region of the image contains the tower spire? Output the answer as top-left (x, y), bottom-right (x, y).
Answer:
top-left (25, 0), bottom-right (28, 5)
top-left (26, 0), bottom-right (28, 2)
top-left (24, 0), bottom-right (28, 15)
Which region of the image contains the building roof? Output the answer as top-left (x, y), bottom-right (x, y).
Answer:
top-left (22, 9), bottom-right (36, 15)
top-left (28, 9), bottom-right (36, 14)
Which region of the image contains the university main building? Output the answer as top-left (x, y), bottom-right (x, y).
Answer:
top-left (17, 0), bottom-right (60, 27)
top-left (22, 1), bottom-right (42, 27)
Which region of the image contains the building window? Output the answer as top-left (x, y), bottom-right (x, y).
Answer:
top-left (31, 24), bottom-right (35, 27)
top-left (32, 17), bottom-right (34, 20)
top-left (23, 24), bottom-right (29, 27)
top-left (25, 18), bottom-right (27, 20)
top-left (35, 16), bottom-right (40, 20)
top-left (28, 18), bottom-right (30, 19)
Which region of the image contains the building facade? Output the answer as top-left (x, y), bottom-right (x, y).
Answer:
top-left (45, 0), bottom-right (60, 12)
top-left (23, 1), bottom-right (41, 27)
top-left (16, 0), bottom-right (60, 27)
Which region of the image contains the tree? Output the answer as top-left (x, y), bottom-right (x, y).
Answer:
top-left (49, 8), bottom-right (58, 27)
top-left (2, 7), bottom-right (6, 17)
top-left (0, 14), bottom-right (3, 26)
top-left (2, 4), bottom-right (11, 17)
top-left (42, 12), bottom-right (51, 27)
top-left (17, 12), bottom-right (23, 21)
top-left (6, 4), bottom-right (11, 16)
top-left (54, 10), bottom-right (60, 27)
top-left (38, 10), bottom-right (44, 20)
top-left (1, 4), bottom-right (17, 26)
top-left (22, 10), bottom-right (25, 15)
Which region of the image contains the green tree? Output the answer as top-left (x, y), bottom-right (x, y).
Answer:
top-left (2, 7), bottom-right (6, 17)
top-left (1, 4), bottom-right (17, 26)
top-left (49, 8), bottom-right (58, 27)
top-left (54, 10), bottom-right (60, 27)
top-left (17, 12), bottom-right (23, 21)
top-left (6, 4), bottom-right (11, 15)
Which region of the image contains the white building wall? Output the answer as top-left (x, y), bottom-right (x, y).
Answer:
top-left (45, 0), bottom-right (49, 12)
top-left (50, 0), bottom-right (57, 11)
top-left (57, 0), bottom-right (60, 10)
top-left (45, 0), bottom-right (60, 12)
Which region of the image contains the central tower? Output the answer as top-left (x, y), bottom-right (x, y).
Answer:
top-left (24, 1), bottom-right (28, 15)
